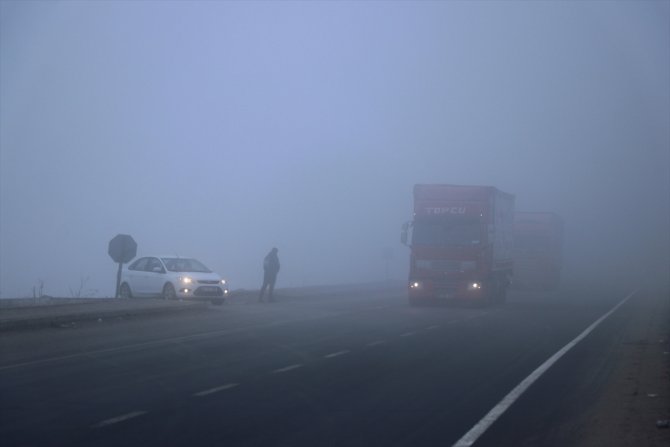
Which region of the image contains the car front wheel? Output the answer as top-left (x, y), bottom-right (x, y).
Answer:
top-left (120, 283), bottom-right (133, 298)
top-left (162, 283), bottom-right (176, 300)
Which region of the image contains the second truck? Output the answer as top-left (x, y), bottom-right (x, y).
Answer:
top-left (402, 184), bottom-right (515, 305)
top-left (513, 212), bottom-right (564, 289)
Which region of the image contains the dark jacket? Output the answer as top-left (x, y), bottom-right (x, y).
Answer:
top-left (263, 250), bottom-right (280, 276)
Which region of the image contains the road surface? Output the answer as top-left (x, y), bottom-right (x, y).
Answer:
top-left (1, 283), bottom-right (667, 446)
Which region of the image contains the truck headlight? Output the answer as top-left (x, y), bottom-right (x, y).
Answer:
top-left (409, 281), bottom-right (421, 289)
top-left (469, 282), bottom-right (481, 290)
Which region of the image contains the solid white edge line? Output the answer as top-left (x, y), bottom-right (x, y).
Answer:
top-left (324, 350), bottom-right (350, 358)
top-left (272, 364), bottom-right (303, 374)
top-left (451, 289), bottom-right (637, 447)
top-left (193, 383), bottom-right (239, 397)
top-left (93, 410), bottom-right (147, 428)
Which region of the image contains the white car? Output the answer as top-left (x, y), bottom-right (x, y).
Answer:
top-left (120, 256), bottom-right (229, 302)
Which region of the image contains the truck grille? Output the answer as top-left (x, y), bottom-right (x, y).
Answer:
top-left (416, 260), bottom-right (476, 272)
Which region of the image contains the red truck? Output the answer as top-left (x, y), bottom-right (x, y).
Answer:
top-left (513, 212), bottom-right (563, 289)
top-left (402, 184), bottom-right (515, 305)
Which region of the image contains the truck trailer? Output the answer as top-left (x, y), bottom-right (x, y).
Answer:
top-left (513, 212), bottom-right (563, 289)
top-left (402, 184), bottom-right (515, 305)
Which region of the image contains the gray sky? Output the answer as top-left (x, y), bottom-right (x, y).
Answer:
top-left (1, 0), bottom-right (668, 297)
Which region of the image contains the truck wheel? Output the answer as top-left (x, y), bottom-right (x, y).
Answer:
top-left (497, 287), bottom-right (507, 304)
top-left (488, 278), bottom-right (506, 305)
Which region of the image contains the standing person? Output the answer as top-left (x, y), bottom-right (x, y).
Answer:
top-left (259, 247), bottom-right (280, 302)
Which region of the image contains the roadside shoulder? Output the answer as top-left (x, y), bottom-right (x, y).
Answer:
top-left (575, 288), bottom-right (670, 447)
top-left (0, 298), bottom-right (208, 332)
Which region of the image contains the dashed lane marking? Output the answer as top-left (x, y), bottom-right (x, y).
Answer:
top-left (426, 325), bottom-right (440, 330)
top-left (324, 350), bottom-right (350, 358)
top-left (400, 331), bottom-right (415, 337)
top-left (193, 383), bottom-right (239, 397)
top-left (92, 411), bottom-right (147, 428)
top-left (0, 312), bottom-right (364, 372)
top-left (272, 364), bottom-right (303, 374)
top-left (366, 340), bottom-right (386, 347)
top-left (2, 307), bottom-right (493, 372)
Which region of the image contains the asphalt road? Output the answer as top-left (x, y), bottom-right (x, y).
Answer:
top-left (0, 283), bottom-right (654, 447)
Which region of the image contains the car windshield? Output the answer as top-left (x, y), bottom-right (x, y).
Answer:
top-left (161, 258), bottom-right (212, 273)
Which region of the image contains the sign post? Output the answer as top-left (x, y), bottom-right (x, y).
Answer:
top-left (108, 234), bottom-right (137, 298)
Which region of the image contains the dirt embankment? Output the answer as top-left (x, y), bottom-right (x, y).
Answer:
top-left (576, 287), bottom-right (670, 447)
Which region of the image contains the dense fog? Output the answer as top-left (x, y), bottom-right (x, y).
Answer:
top-left (1, 1), bottom-right (668, 298)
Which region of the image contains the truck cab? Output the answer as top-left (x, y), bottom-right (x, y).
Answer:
top-left (403, 184), bottom-right (514, 305)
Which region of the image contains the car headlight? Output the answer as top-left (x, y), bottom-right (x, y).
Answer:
top-left (409, 281), bottom-right (421, 289)
top-left (180, 276), bottom-right (195, 285)
top-left (468, 282), bottom-right (481, 290)
top-left (220, 279), bottom-right (227, 285)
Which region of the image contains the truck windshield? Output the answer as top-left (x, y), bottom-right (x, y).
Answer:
top-left (412, 219), bottom-right (481, 246)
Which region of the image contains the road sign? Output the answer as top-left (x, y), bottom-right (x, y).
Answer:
top-left (108, 234), bottom-right (137, 264)
top-left (108, 234), bottom-right (137, 298)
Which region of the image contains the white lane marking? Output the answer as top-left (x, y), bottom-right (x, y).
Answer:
top-left (193, 383), bottom-right (239, 397)
top-left (1, 300), bottom-right (495, 373)
top-left (366, 340), bottom-right (386, 347)
top-left (452, 290), bottom-right (637, 447)
top-left (400, 331), bottom-right (415, 337)
top-left (92, 410), bottom-right (147, 428)
top-left (0, 312), bottom-right (360, 372)
top-left (324, 350), bottom-right (350, 358)
top-left (272, 364), bottom-right (303, 374)
top-left (426, 325), bottom-right (440, 330)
